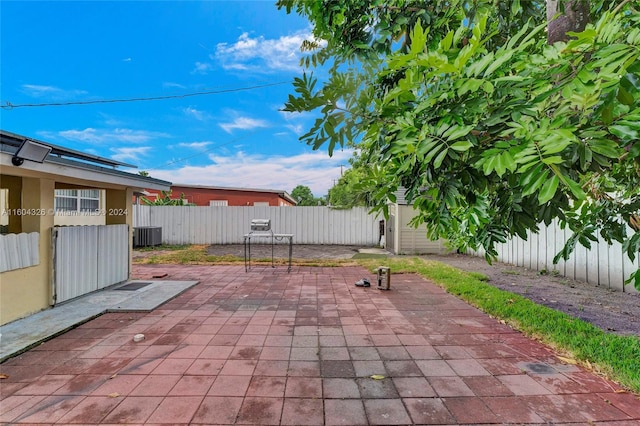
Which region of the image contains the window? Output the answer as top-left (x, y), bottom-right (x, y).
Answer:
top-left (55, 189), bottom-right (100, 212)
top-left (209, 200), bottom-right (228, 206)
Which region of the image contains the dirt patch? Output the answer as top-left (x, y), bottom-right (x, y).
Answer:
top-left (423, 253), bottom-right (640, 337)
top-left (205, 244), bottom-right (364, 260)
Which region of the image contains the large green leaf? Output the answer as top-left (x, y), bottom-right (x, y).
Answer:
top-left (443, 125), bottom-right (475, 141)
top-left (538, 175), bottom-right (559, 204)
top-left (450, 140), bottom-right (474, 152)
top-left (610, 125), bottom-right (639, 142)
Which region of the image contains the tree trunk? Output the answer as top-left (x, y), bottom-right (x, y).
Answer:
top-left (547, 0), bottom-right (590, 44)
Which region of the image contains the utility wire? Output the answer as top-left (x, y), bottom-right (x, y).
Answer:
top-left (1, 81), bottom-right (289, 109)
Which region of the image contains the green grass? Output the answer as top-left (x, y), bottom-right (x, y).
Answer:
top-left (134, 245), bottom-right (640, 394)
top-left (135, 244), bottom-right (190, 252)
top-left (351, 253), bottom-right (389, 259)
top-left (134, 244), bottom-right (350, 267)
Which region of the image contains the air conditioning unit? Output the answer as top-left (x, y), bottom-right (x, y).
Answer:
top-left (133, 226), bottom-right (162, 247)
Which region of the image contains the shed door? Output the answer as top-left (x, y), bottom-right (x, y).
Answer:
top-left (386, 214), bottom-right (395, 253)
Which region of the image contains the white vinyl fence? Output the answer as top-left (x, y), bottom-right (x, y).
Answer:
top-left (52, 225), bottom-right (129, 304)
top-left (468, 219), bottom-right (639, 293)
top-left (133, 205), bottom-right (383, 246)
top-left (0, 232), bottom-right (39, 273)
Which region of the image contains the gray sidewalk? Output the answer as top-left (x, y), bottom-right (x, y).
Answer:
top-left (0, 279), bottom-right (198, 362)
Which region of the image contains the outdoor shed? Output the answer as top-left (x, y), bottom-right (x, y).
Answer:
top-left (385, 189), bottom-right (451, 255)
top-left (0, 130), bottom-right (171, 326)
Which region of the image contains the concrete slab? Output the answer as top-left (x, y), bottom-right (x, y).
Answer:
top-left (0, 279), bottom-right (198, 362)
top-left (358, 248), bottom-right (391, 255)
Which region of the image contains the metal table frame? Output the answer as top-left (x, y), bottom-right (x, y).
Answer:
top-left (243, 232), bottom-right (294, 272)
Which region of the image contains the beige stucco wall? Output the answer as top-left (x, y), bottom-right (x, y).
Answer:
top-left (1, 174), bottom-right (139, 325)
top-left (0, 177), bottom-right (55, 325)
top-left (0, 143), bottom-right (170, 325)
top-left (54, 213), bottom-right (106, 226)
top-left (1, 175), bottom-right (23, 233)
top-left (106, 187), bottom-right (134, 271)
top-left (0, 188), bottom-right (8, 227)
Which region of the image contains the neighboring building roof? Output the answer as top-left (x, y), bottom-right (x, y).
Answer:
top-left (1, 130), bottom-right (171, 191)
top-left (168, 183), bottom-right (298, 205)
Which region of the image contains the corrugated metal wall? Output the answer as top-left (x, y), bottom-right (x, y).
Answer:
top-left (0, 232), bottom-right (39, 272)
top-left (97, 225), bottom-right (129, 288)
top-left (133, 205), bottom-right (382, 245)
top-left (52, 224), bottom-right (129, 304)
top-left (468, 219), bottom-right (639, 293)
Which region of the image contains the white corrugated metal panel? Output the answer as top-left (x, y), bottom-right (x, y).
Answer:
top-left (134, 205), bottom-right (383, 246)
top-left (53, 226), bottom-right (99, 303)
top-left (134, 204), bottom-right (151, 227)
top-left (97, 225), bottom-right (129, 289)
top-left (467, 219), bottom-right (638, 294)
top-left (53, 224), bottom-right (130, 304)
top-left (0, 232), bottom-right (40, 272)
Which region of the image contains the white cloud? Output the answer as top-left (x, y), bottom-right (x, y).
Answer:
top-left (192, 61), bottom-right (213, 75)
top-left (21, 84), bottom-right (88, 100)
top-left (182, 106), bottom-right (209, 121)
top-left (163, 82), bottom-right (187, 89)
top-left (111, 146), bottom-right (151, 162)
top-left (278, 107), bottom-right (311, 136)
top-left (178, 141), bottom-right (211, 149)
top-left (58, 128), bottom-right (168, 144)
top-left (284, 124), bottom-right (304, 135)
top-left (220, 116), bottom-right (270, 133)
top-left (215, 30), bottom-right (313, 73)
top-left (148, 149), bottom-right (354, 196)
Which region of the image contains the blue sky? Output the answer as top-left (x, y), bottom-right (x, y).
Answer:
top-left (1, 1), bottom-right (352, 196)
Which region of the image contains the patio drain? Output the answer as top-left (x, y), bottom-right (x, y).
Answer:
top-left (115, 282), bottom-right (153, 291)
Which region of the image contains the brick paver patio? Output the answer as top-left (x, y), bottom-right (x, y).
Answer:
top-left (1, 264), bottom-right (638, 424)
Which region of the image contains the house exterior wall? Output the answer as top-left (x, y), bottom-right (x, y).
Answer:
top-left (0, 131), bottom-right (170, 326)
top-left (0, 177), bottom-right (54, 325)
top-left (0, 178), bottom-right (136, 325)
top-left (145, 186), bottom-right (294, 206)
top-left (1, 169), bottom-right (153, 325)
top-left (54, 213), bottom-right (105, 226)
top-left (1, 175), bottom-right (23, 233)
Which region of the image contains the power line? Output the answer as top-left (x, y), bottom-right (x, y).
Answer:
top-left (1, 81), bottom-right (289, 109)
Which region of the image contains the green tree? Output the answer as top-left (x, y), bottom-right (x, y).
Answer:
top-left (141, 190), bottom-right (190, 206)
top-left (328, 157), bottom-right (376, 207)
top-left (291, 185), bottom-right (324, 206)
top-left (329, 168), bottom-right (366, 207)
top-left (279, 0), bottom-right (640, 288)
